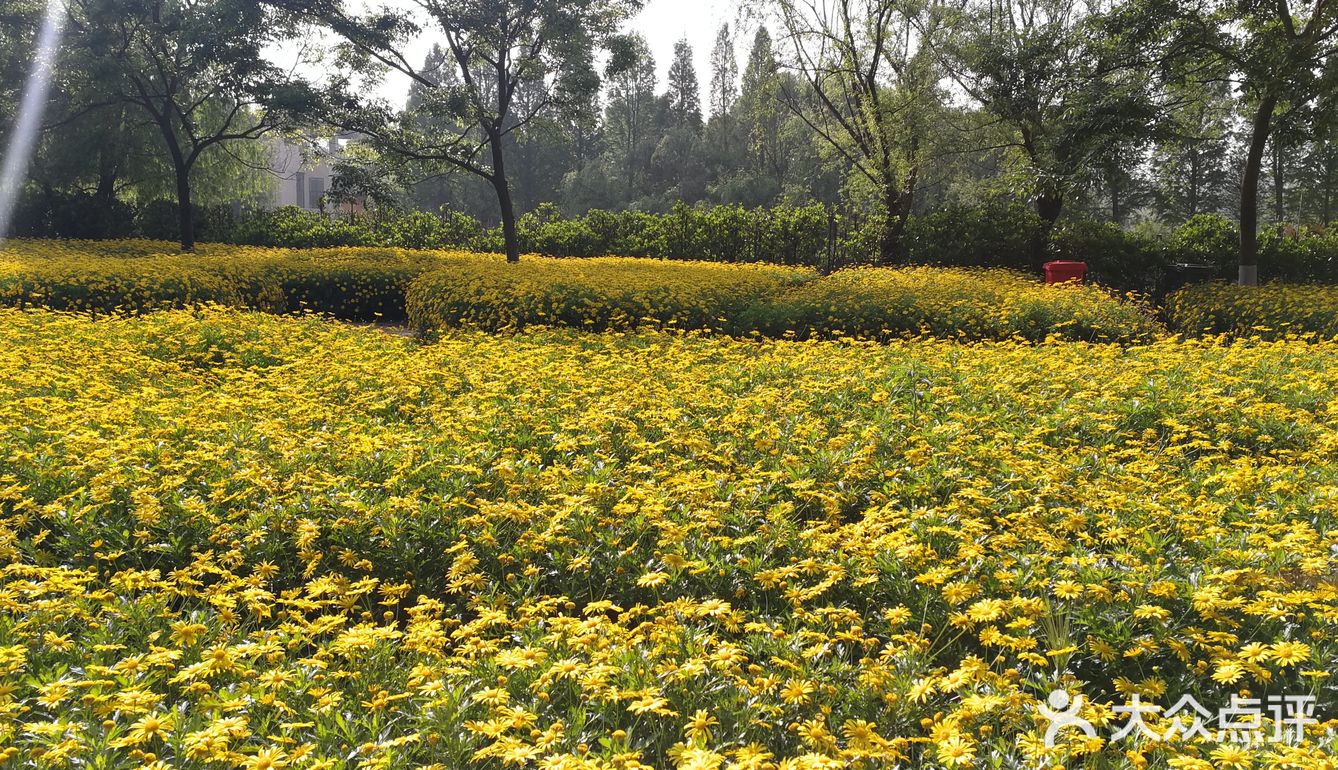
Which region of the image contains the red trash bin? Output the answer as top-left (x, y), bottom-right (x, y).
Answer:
top-left (1044, 261), bottom-right (1088, 285)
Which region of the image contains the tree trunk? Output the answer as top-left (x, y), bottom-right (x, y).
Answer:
top-left (1032, 191), bottom-right (1064, 270)
top-left (489, 131), bottom-right (520, 263)
top-left (94, 169), bottom-right (116, 208)
top-left (1188, 150), bottom-right (1200, 217)
top-left (92, 168), bottom-right (118, 239)
top-left (877, 181), bottom-right (911, 266)
top-left (1325, 157), bottom-right (1333, 224)
top-left (1240, 94), bottom-right (1277, 286)
top-left (93, 106), bottom-right (124, 231)
top-left (1273, 139), bottom-right (1284, 223)
top-left (154, 117), bottom-right (195, 253)
top-left (175, 163), bottom-right (194, 253)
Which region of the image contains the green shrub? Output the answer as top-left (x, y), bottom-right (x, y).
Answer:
top-left (405, 256), bottom-right (816, 334)
top-left (904, 203), bottom-right (1039, 270)
top-left (227, 207), bottom-right (376, 248)
top-left (737, 267), bottom-right (1162, 342)
top-left (517, 203), bottom-right (841, 265)
top-left (11, 190), bottom-right (138, 239)
top-left (1167, 214), bottom-right (1238, 273)
top-left (0, 241), bottom-right (448, 322)
top-left (1049, 220), bottom-right (1164, 293)
top-left (1165, 281), bottom-right (1338, 338)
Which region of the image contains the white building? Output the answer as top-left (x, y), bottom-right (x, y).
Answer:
top-left (268, 135), bottom-right (348, 212)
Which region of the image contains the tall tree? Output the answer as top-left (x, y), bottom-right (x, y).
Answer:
top-left (36, 0), bottom-right (156, 229)
top-left (403, 44), bottom-right (494, 220)
top-left (296, 0), bottom-right (642, 263)
top-left (0, 0), bottom-right (42, 130)
top-left (739, 26), bottom-right (783, 182)
top-left (1139, 0), bottom-right (1338, 283)
top-left (63, 0), bottom-right (315, 251)
top-left (604, 33), bottom-right (659, 200)
top-left (741, 27), bottom-right (778, 100)
top-left (666, 38), bottom-right (703, 131)
top-left (1150, 78), bottom-right (1237, 221)
top-left (942, 0), bottom-right (1159, 265)
top-left (1295, 110), bottom-right (1338, 223)
top-left (761, 0), bottom-right (942, 263)
top-left (708, 24), bottom-right (739, 119)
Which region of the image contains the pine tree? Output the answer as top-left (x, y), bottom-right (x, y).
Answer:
top-left (406, 45), bottom-right (456, 111)
top-left (666, 38), bottom-right (703, 132)
top-left (740, 27), bottom-right (777, 102)
top-left (605, 34), bottom-right (658, 197)
top-left (708, 24), bottom-right (738, 120)
top-left (739, 27), bottom-right (781, 173)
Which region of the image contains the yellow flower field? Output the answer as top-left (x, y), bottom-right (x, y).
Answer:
top-left (1167, 282), bottom-right (1338, 339)
top-left (735, 267), bottom-right (1160, 343)
top-left (0, 307), bottom-right (1334, 770)
top-left (403, 256), bottom-right (811, 334)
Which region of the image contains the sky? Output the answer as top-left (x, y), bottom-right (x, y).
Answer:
top-left (344, 0), bottom-right (746, 108)
top-left (632, 0), bottom-right (738, 89)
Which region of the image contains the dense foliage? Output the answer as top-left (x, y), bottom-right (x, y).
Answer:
top-left (1167, 281), bottom-right (1338, 338)
top-left (735, 267), bottom-right (1160, 343)
top-left (0, 308), bottom-right (1334, 770)
top-left (1, 240), bottom-right (1169, 342)
top-left (404, 258), bottom-right (812, 334)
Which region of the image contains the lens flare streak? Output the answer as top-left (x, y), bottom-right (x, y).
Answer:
top-left (0, 0), bottom-right (68, 241)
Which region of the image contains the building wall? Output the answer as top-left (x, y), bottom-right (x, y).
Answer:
top-left (268, 137), bottom-right (341, 212)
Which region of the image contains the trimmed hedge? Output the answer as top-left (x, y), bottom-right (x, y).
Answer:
top-left (3, 240), bottom-right (1165, 342)
top-left (405, 257), bottom-right (815, 333)
top-left (0, 240), bottom-right (447, 321)
top-left (1166, 281), bottom-right (1338, 339)
top-left (735, 267), bottom-right (1163, 343)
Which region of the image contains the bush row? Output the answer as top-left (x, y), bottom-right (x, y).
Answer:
top-left (3, 240), bottom-right (1163, 342)
top-left (1166, 282), bottom-right (1338, 339)
top-left (16, 190), bottom-right (1338, 289)
top-left (404, 258), bottom-right (815, 334)
top-left (402, 259), bottom-right (1160, 343)
top-left (16, 239), bottom-right (1338, 343)
top-left (0, 241), bottom-right (447, 321)
top-left (735, 267), bottom-right (1163, 343)
top-left (225, 204), bottom-right (848, 267)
